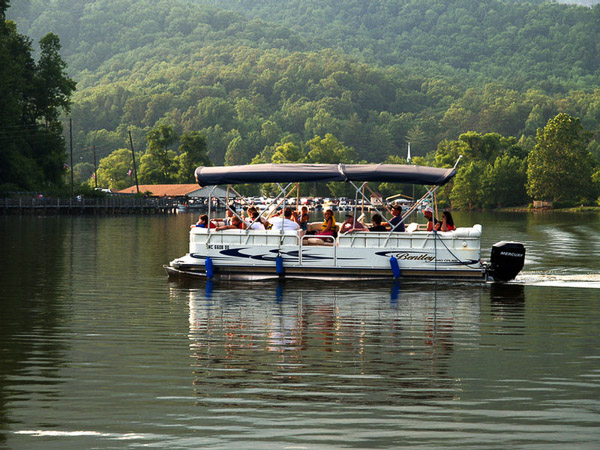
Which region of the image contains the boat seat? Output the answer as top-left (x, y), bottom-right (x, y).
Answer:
top-left (454, 225), bottom-right (482, 237)
top-left (303, 237), bottom-right (335, 246)
top-left (405, 222), bottom-right (418, 232)
top-left (307, 222), bottom-right (341, 233)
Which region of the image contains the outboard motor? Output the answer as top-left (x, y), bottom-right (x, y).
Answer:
top-left (488, 241), bottom-right (526, 282)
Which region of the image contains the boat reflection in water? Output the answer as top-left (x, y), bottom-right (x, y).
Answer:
top-left (181, 279), bottom-right (486, 410)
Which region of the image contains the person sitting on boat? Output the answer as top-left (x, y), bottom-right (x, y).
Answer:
top-left (315, 209), bottom-right (336, 236)
top-left (269, 206), bottom-right (300, 231)
top-left (246, 206), bottom-right (269, 223)
top-left (211, 207), bottom-right (235, 225)
top-left (340, 214), bottom-right (367, 234)
top-left (435, 211), bottom-right (456, 232)
top-left (191, 214), bottom-right (209, 229)
top-left (216, 215), bottom-right (246, 231)
top-left (388, 204), bottom-right (405, 232)
top-left (224, 207), bottom-right (236, 225)
top-left (211, 207), bottom-right (235, 228)
top-left (423, 206), bottom-right (438, 232)
top-left (369, 213), bottom-right (388, 232)
top-left (245, 208), bottom-right (266, 230)
top-left (297, 206), bottom-right (310, 231)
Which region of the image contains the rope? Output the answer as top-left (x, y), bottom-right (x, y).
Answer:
top-left (432, 230), bottom-right (482, 269)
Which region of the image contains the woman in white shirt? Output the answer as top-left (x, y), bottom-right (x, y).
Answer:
top-left (245, 208), bottom-right (266, 230)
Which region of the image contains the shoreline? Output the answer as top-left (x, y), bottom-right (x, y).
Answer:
top-left (494, 205), bottom-right (600, 213)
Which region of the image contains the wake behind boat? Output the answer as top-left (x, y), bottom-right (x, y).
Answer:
top-left (165, 163), bottom-right (525, 282)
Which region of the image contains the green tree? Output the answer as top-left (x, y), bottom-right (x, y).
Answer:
top-left (0, 3), bottom-right (75, 190)
top-left (305, 133), bottom-right (357, 164)
top-left (95, 148), bottom-right (138, 189)
top-left (140, 124), bottom-right (178, 183)
top-left (592, 168), bottom-right (600, 206)
top-left (224, 135), bottom-right (244, 166)
top-left (527, 113), bottom-right (594, 203)
top-left (450, 161), bottom-right (485, 210)
top-left (33, 33), bottom-right (77, 125)
top-left (405, 125), bottom-right (426, 151)
top-left (73, 161), bottom-right (94, 185)
top-left (271, 142), bottom-right (305, 164)
top-left (175, 131), bottom-right (210, 183)
top-left (481, 155), bottom-right (528, 208)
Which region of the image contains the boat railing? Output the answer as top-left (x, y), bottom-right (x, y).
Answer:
top-left (191, 225), bottom-right (482, 253)
top-left (336, 229), bottom-right (481, 252)
top-left (191, 228), bottom-right (301, 246)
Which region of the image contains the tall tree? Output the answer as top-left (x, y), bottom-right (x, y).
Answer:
top-left (139, 124), bottom-right (178, 183)
top-left (526, 113), bottom-right (594, 203)
top-left (450, 161), bottom-right (485, 210)
top-left (176, 131), bottom-right (211, 183)
top-left (34, 33), bottom-right (76, 125)
top-left (0, 1), bottom-right (75, 190)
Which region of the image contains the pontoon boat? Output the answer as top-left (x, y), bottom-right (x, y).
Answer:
top-left (165, 163), bottom-right (525, 282)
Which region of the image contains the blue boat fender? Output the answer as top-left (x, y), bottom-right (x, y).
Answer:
top-left (205, 256), bottom-right (214, 279)
top-left (275, 255), bottom-right (285, 275)
top-left (390, 256), bottom-right (401, 278)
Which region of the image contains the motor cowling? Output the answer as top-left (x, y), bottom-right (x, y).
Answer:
top-left (489, 241), bottom-right (526, 282)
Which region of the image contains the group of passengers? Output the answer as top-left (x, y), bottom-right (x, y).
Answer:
top-left (192, 205), bottom-right (305, 231)
top-left (192, 204), bottom-right (456, 234)
top-left (333, 205), bottom-right (455, 234)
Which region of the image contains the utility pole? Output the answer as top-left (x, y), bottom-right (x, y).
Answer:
top-left (69, 118), bottom-right (73, 196)
top-left (93, 145), bottom-right (98, 188)
top-left (128, 130), bottom-right (140, 194)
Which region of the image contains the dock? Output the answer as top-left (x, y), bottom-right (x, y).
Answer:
top-left (1, 196), bottom-right (179, 215)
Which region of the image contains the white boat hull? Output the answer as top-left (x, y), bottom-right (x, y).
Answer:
top-left (167, 225), bottom-right (488, 281)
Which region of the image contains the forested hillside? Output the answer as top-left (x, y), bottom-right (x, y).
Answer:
top-left (194, 0), bottom-right (600, 89)
top-left (4, 0), bottom-right (600, 205)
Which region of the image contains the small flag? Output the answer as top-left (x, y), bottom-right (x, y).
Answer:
top-left (63, 163), bottom-right (70, 169)
top-left (127, 169), bottom-right (132, 176)
top-left (91, 173), bottom-right (96, 179)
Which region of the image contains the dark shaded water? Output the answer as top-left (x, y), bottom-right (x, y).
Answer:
top-left (1, 212), bottom-right (599, 448)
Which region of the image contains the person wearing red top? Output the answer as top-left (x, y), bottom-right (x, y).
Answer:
top-left (435, 211), bottom-right (456, 232)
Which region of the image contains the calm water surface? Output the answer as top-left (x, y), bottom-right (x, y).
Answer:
top-left (1, 212), bottom-right (599, 448)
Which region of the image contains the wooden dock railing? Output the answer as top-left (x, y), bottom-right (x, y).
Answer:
top-left (1, 196), bottom-right (179, 214)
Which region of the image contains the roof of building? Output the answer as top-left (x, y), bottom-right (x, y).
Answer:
top-left (113, 184), bottom-right (234, 198)
top-left (114, 184), bottom-right (201, 197)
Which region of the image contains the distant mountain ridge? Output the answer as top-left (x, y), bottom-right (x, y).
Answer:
top-left (8, 0), bottom-right (600, 90)
top-left (191, 0), bottom-right (600, 88)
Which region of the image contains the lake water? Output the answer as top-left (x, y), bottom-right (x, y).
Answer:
top-left (1, 211), bottom-right (599, 448)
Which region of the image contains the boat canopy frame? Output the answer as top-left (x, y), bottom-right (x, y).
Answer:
top-left (200, 162), bottom-right (461, 249)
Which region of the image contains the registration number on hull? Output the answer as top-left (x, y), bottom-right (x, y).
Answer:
top-left (207, 244), bottom-right (230, 250)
